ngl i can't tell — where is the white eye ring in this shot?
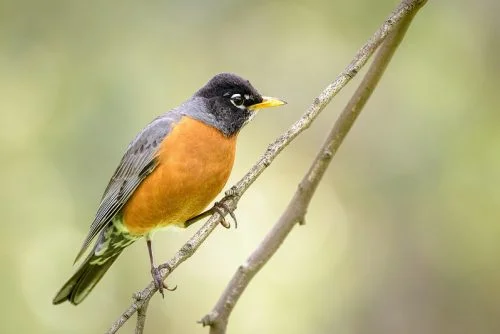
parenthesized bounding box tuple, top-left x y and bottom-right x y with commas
(230, 94, 245, 108)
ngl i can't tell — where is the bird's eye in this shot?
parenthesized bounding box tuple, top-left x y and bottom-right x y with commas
(230, 94, 245, 107)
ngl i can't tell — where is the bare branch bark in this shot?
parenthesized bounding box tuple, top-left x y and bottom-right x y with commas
(200, 1, 427, 333)
(134, 297, 150, 334)
(105, 0, 427, 333)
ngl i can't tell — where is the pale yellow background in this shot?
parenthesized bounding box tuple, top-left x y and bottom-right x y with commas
(1, 0, 499, 333)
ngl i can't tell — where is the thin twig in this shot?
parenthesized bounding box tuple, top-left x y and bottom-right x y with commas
(105, 0, 426, 333)
(135, 297, 150, 334)
(200, 1, 427, 333)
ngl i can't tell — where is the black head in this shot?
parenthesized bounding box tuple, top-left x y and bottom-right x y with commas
(185, 73, 286, 136)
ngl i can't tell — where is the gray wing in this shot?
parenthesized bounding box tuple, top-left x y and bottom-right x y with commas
(74, 111, 182, 263)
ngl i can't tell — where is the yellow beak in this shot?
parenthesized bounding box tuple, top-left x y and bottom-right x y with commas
(248, 96, 287, 111)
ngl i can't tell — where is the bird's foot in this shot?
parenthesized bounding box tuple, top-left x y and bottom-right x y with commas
(212, 201, 238, 229)
(151, 264, 177, 298)
(184, 191, 239, 229)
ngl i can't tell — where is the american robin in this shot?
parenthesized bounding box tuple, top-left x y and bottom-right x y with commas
(52, 73, 286, 305)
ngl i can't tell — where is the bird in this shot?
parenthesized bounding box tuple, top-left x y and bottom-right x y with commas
(52, 73, 286, 305)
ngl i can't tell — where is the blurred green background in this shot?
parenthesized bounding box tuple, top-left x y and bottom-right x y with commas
(2, 0, 499, 333)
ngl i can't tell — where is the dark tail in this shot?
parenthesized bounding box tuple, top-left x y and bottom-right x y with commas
(53, 224, 138, 305)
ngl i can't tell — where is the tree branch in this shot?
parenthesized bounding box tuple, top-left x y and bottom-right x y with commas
(199, 1, 427, 333)
(105, 0, 427, 333)
(134, 295, 150, 334)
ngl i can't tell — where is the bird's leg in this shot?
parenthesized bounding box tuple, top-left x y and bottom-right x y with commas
(146, 236, 177, 298)
(184, 193, 238, 229)
(184, 210, 213, 227)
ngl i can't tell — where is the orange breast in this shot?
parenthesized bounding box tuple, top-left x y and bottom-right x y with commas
(122, 116, 237, 235)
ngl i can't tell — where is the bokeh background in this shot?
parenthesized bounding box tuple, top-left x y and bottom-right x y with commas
(2, 0, 499, 333)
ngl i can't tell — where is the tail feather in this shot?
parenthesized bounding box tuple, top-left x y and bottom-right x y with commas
(52, 252, 120, 305)
(53, 224, 138, 305)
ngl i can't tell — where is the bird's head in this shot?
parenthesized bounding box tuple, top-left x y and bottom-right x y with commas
(188, 73, 286, 136)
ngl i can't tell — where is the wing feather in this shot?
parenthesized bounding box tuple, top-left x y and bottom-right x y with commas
(74, 112, 181, 263)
